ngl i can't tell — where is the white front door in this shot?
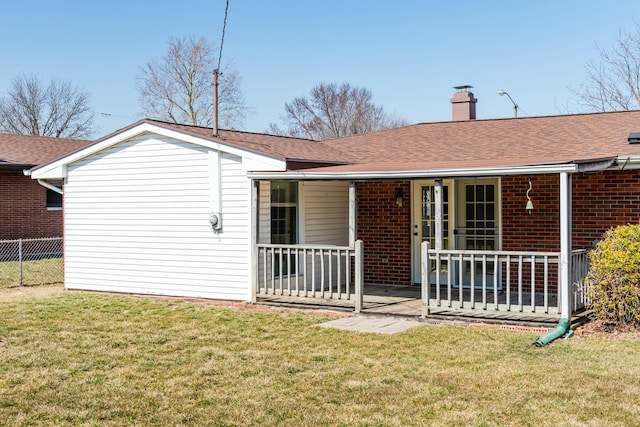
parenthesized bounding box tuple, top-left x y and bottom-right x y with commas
(412, 178, 501, 286)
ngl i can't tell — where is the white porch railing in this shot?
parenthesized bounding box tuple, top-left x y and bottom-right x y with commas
(255, 241, 364, 312)
(571, 249, 591, 312)
(421, 244, 592, 317)
(254, 241, 589, 319)
(422, 245, 562, 316)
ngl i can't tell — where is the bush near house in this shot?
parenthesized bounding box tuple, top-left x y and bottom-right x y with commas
(587, 224, 640, 328)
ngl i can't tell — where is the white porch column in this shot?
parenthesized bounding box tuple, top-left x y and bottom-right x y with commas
(349, 181, 357, 247)
(434, 179, 443, 250)
(355, 239, 364, 313)
(559, 172, 572, 319)
(250, 179, 259, 303)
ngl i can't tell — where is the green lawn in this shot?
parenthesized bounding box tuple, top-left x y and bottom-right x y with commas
(1, 286, 639, 426)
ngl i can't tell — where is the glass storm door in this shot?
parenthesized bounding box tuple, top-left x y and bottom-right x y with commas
(457, 181, 499, 288)
(271, 181, 298, 276)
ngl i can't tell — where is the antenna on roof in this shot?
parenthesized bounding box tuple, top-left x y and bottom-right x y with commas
(213, 69, 220, 137)
(213, 0, 229, 137)
(498, 89, 519, 118)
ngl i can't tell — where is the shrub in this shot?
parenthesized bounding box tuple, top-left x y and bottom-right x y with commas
(586, 224, 640, 327)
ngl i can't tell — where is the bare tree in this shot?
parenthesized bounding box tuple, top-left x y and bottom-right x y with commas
(268, 82, 408, 140)
(574, 23, 640, 111)
(137, 36, 248, 128)
(0, 74, 95, 138)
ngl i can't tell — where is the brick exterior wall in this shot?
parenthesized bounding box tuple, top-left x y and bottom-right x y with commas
(502, 170, 640, 252)
(356, 170, 640, 287)
(502, 174, 560, 252)
(572, 170, 640, 247)
(356, 180, 412, 285)
(0, 171, 62, 240)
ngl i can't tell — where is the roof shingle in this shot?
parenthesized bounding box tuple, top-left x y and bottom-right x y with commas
(0, 133, 91, 167)
(317, 110, 640, 172)
(142, 111, 640, 174)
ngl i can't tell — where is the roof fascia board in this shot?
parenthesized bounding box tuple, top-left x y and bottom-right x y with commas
(31, 122, 285, 179)
(248, 163, 579, 180)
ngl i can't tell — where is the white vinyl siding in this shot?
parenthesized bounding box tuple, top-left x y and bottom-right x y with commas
(302, 181, 349, 246)
(63, 134, 251, 300)
(258, 181, 271, 244)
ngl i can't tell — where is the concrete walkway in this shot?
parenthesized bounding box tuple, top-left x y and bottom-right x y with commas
(318, 315, 423, 334)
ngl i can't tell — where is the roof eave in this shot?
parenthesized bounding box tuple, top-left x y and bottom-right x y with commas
(248, 163, 580, 180)
(0, 163, 34, 171)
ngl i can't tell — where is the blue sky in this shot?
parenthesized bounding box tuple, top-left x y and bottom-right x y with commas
(2, 1, 640, 138)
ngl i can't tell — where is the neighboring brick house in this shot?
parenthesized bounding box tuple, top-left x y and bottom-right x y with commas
(0, 133, 90, 240)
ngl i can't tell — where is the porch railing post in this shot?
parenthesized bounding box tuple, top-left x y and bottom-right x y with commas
(421, 241, 430, 317)
(354, 239, 364, 313)
(349, 181, 357, 248)
(559, 172, 572, 319)
(434, 179, 443, 251)
(250, 180, 258, 303)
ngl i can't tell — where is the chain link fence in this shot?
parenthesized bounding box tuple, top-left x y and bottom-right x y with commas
(0, 237, 63, 288)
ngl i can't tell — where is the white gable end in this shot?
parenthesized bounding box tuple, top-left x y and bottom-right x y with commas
(63, 133, 252, 300)
(31, 122, 286, 180)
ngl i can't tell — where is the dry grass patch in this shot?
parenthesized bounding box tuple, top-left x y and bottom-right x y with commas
(0, 258, 64, 288)
(1, 286, 639, 426)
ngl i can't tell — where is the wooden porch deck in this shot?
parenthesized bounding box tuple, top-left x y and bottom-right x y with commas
(257, 284, 574, 326)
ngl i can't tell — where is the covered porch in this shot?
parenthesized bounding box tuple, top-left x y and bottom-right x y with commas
(242, 105, 640, 326)
(249, 170, 591, 325)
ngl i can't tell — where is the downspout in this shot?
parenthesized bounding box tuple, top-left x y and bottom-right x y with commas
(25, 168, 64, 197)
(533, 318, 570, 347)
(37, 179, 63, 195)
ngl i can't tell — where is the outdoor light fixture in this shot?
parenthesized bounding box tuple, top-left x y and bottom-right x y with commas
(525, 180, 534, 214)
(498, 89, 519, 118)
(395, 188, 404, 207)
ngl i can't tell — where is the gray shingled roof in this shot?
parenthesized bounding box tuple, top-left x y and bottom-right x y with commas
(315, 110, 640, 172)
(28, 111, 640, 176)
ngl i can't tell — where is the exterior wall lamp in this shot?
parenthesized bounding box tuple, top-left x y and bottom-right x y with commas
(526, 179, 534, 214)
(395, 188, 404, 207)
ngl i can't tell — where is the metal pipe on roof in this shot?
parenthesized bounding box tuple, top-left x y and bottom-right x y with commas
(212, 69, 220, 137)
